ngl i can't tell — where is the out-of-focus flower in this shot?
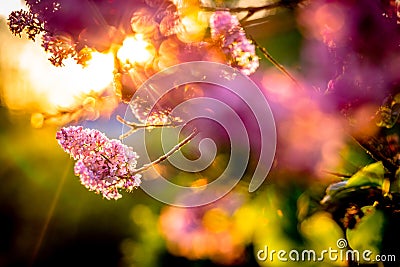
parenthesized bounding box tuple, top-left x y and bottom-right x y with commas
(299, 0, 400, 111)
(210, 11, 259, 75)
(159, 191, 252, 265)
(261, 70, 347, 177)
(397, 0, 400, 24)
(56, 126, 141, 200)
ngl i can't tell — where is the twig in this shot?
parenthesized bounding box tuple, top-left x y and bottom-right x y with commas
(250, 36, 303, 90)
(240, 9, 256, 23)
(132, 129, 199, 175)
(117, 115, 182, 139)
(201, 1, 289, 13)
(323, 171, 352, 179)
(350, 134, 398, 176)
(201, 0, 304, 23)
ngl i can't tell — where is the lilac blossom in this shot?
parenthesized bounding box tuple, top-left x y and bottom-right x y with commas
(7, 9, 44, 40)
(56, 126, 141, 200)
(42, 33, 77, 66)
(210, 11, 259, 76)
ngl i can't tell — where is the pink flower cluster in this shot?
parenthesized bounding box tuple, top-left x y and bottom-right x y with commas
(210, 11, 259, 76)
(56, 126, 141, 200)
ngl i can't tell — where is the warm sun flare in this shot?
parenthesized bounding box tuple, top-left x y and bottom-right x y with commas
(0, 0, 25, 18)
(116, 34, 155, 65)
(1, 33, 115, 111)
(23, 49, 115, 109)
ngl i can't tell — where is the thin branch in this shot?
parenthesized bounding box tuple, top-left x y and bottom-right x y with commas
(201, 1, 285, 13)
(201, 0, 304, 23)
(117, 115, 182, 139)
(250, 36, 303, 90)
(350, 134, 398, 176)
(323, 171, 352, 179)
(132, 129, 199, 175)
(240, 10, 256, 23)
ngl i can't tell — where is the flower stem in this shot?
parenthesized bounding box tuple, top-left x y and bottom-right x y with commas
(250, 36, 303, 90)
(132, 129, 199, 175)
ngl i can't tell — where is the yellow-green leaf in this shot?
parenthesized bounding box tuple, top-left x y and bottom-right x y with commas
(346, 206, 386, 264)
(345, 161, 385, 189)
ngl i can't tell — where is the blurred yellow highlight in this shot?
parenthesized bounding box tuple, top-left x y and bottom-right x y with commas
(177, 13, 208, 43)
(0, 0, 26, 18)
(202, 208, 230, 233)
(23, 51, 114, 108)
(191, 178, 208, 188)
(117, 34, 155, 66)
(159, 192, 251, 265)
(0, 26, 114, 113)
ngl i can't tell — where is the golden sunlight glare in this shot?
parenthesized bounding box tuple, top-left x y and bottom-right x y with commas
(117, 34, 155, 65)
(22, 50, 115, 108)
(1, 30, 114, 111)
(178, 15, 207, 42)
(0, 0, 25, 18)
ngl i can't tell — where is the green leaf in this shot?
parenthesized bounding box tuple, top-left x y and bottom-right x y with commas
(346, 206, 386, 263)
(345, 161, 385, 189)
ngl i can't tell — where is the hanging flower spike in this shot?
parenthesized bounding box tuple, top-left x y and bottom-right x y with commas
(56, 126, 141, 200)
(210, 11, 259, 76)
